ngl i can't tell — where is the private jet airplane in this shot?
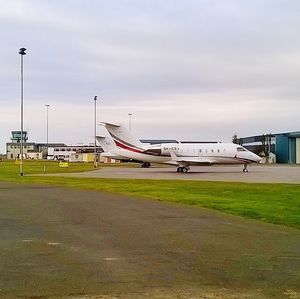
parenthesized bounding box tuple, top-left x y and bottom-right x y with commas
(102, 122, 261, 173)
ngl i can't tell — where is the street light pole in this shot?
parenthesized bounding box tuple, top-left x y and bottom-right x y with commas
(94, 96, 98, 167)
(45, 104, 50, 159)
(128, 113, 132, 132)
(19, 47, 26, 176)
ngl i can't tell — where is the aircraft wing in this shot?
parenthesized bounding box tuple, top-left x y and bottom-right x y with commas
(168, 150, 214, 165)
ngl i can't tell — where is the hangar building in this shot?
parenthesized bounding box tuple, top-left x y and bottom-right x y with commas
(237, 131, 300, 164)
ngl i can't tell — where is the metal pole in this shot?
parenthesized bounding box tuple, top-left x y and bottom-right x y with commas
(128, 113, 132, 132)
(94, 96, 97, 167)
(45, 104, 50, 159)
(19, 48, 26, 176)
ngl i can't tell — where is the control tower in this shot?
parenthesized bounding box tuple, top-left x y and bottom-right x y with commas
(10, 131, 28, 143)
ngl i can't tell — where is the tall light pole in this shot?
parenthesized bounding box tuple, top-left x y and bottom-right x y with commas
(94, 96, 98, 167)
(128, 113, 132, 132)
(19, 47, 26, 176)
(45, 104, 50, 159)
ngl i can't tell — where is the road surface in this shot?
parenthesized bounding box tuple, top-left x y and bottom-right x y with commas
(0, 182, 299, 298)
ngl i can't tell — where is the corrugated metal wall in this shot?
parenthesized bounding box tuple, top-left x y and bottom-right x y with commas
(276, 136, 289, 163)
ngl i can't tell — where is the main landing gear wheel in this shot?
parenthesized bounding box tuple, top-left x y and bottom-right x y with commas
(141, 162, 151, 168)
(177, 166, 189, 173)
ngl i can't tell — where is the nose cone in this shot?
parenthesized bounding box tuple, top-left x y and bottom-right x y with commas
(237, 150, 262, 163)
(252, 153, 262, 163)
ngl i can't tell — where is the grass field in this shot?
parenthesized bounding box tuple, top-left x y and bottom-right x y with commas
(1, 160, 300, 229)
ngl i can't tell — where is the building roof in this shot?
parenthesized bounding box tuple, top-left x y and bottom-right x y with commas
(237, 131, 300, 144)
(6, 142, 36, 145)
(37, 143, 66, 147)
(140, 139, 178, 144)
(276, 131, 300, 138)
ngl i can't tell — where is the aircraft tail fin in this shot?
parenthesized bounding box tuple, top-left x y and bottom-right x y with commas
(103, 122, 144, 150)
(96, 134, 117, 152)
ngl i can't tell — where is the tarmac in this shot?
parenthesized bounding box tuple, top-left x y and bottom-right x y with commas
(0, 182, 300, 298)
(58, 164, 300, 184)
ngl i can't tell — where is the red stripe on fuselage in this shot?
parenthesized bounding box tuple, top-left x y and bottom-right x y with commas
(114, 140, 145, 154)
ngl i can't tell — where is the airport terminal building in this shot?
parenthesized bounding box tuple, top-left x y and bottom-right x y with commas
(6, 131, 102, 162)
(6, 131, 65, 160)
(237, 131, 300, 164)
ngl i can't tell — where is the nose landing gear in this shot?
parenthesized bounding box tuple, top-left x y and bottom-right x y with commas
(243, 164, 249, 172)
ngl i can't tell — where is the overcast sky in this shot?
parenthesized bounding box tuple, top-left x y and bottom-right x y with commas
(1, 0, 300, 153)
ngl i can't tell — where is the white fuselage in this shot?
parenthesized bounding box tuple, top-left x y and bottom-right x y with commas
(110, 142, 261, 166)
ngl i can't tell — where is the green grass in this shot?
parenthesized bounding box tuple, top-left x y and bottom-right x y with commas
(1, 160, 300, 229)
(0, 159, 96, 179)
(0, 159, 138, 179)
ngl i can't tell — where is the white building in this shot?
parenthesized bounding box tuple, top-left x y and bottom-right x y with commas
(48, 145, 102, 162)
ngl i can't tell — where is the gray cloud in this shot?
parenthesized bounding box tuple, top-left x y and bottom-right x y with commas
(1, 0, 300, 152)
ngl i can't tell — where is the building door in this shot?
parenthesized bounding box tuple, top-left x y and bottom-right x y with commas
(296, 138, 300, 164)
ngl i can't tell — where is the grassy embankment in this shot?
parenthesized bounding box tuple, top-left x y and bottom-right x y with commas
(1, 160, 300, 228)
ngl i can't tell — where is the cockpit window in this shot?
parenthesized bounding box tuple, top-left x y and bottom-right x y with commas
(237, 147, 246, 151)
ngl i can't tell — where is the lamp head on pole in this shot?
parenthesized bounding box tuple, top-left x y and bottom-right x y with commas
(19, 48, 27, 55)
(94, 96, 97, 101)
